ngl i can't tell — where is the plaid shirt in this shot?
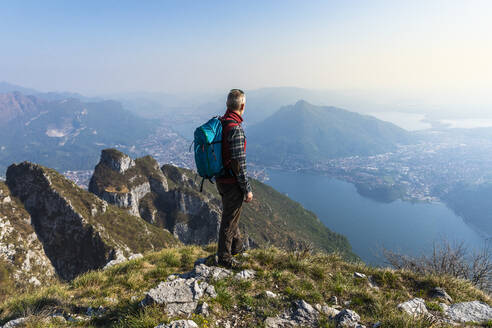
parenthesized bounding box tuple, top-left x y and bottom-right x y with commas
(226, 125, 252, 194)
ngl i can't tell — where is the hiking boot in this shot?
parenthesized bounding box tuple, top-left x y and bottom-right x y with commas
(232, 247, 245, 257)
(203, 254, 218, 266)
(217, 257, 241, 269)
(232, 241, 249, 256)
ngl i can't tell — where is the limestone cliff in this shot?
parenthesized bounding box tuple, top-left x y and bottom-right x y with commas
(0, 182, 55, 298)
(89, 149, 221, 245)
(6, 162, 179, 280)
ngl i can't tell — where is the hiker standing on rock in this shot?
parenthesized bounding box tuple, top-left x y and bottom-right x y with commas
(216, 89, 253, 268)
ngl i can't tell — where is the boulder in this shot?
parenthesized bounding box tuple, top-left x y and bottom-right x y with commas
(293, 300, 318, 323)
(142, 277, 217, 316)
(397, 298, 428, 317)
(445, 301, 492, 323)
(265, 291, 277, 298)
(265, 299, 319, 327)
(334, 309, 361, 327)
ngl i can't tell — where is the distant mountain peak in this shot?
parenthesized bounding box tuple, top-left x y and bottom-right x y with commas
(294, 99, 310, 106)
(248, 101, 413, 164)
(0, 81, 38, 95)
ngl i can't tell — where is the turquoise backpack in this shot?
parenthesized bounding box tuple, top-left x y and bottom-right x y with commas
(193, 117, 225, 191)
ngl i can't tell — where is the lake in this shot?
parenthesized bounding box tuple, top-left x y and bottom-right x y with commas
(265, 169, 487, 265)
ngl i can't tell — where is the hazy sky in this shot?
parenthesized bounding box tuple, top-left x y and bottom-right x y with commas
(1, 0, 491, 114)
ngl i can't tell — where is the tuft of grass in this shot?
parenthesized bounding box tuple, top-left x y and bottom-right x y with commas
(425, 301, 443, 313)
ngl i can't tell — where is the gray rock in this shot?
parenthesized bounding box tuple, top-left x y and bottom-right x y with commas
(293, 299, 318, 322)
(2, 317, 28, 328)
(372, 322, 381, 328)
(314, 303, 340, 318)
(397, 298, 428, 317)
(235, 269, 256, 280)
(445, 301, 492, 323)
(264, 317, 298, 328)
(182, 263, 232, 281)
(265, 291, 277, 298)
(439, 303, 449, 312)
(429, 287, 452, 303)
(155, 320, 199, 328)
(335, 309, 361, 328)
(142, 277, 216, 316)
(196, 301, 210, 316)
(265, 300, 319, 327)
(103, 251, 128, 269)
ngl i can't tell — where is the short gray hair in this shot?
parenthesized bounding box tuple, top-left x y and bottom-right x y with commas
(226, 89, 246, 110)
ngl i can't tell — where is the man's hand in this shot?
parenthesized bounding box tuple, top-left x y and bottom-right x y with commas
(245, 192, 253, 203)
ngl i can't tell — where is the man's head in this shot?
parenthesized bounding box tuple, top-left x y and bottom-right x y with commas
(226, 89, 246, 116)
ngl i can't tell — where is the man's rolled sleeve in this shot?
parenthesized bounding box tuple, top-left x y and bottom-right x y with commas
(228, 127, 252, 194)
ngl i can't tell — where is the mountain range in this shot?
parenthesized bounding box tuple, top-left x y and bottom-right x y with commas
(0, 92, 156, 173)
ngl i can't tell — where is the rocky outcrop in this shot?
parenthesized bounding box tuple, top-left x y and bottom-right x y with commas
(142, 277, 217, 316)
(89, 149, 155, 216)
(265, 300, 321, 327)
(89, 149, 221, 245)
(6, 161, 179, 280)
(397, 298, 428, 317)
(444, 301, 492, 323)
(99, 148, 135, 174)
(0, 182, 55, 292)
(334, 309, 364, 328)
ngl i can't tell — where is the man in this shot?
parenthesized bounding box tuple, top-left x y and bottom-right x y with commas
(216, 89, 253, 268)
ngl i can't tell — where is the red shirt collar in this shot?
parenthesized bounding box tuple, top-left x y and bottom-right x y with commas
(224, 109, 243, 123)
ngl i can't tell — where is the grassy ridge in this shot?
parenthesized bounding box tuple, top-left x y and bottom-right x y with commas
(0, 245, 490, 327)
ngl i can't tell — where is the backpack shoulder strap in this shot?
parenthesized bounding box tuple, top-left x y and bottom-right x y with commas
(221, 119, 240, 135)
